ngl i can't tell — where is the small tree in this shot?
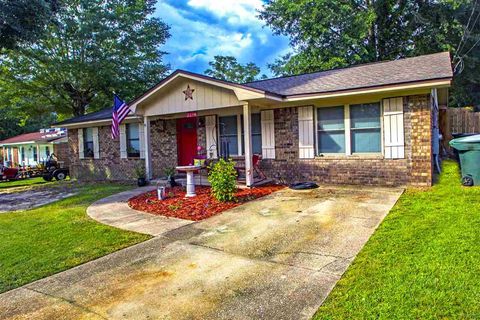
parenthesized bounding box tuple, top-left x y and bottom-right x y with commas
(208, 158, 237, 202)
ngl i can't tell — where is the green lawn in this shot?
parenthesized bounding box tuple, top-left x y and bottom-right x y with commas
(314, 160, 480, 319)
(0, 177, 48, 189)
(0, 183, 151, 293)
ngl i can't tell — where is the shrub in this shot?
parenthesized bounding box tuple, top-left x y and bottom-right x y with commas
(134, 164, 146, 179)
(208, 158, 237, 202)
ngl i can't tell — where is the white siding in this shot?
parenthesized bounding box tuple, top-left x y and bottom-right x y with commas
(261, 110, 275, 159)
(119, 124, 127, 159)
(383, 97, 405, 159)
(92, 127, 100, 159)
(78, 130, 84, 159)
(205, 115, 217, 158)
(298, 106, 315, 159)
(139, 123, 145, 159)
(143, 79, 242, 116)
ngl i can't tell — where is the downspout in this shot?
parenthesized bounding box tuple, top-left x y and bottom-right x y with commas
(431, 89, 441, 174)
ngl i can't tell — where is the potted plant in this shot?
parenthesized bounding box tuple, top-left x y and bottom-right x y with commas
(164, 167, 177, 187)
(134, 164, 147, 187)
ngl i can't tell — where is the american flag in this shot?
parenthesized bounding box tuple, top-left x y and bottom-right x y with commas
(111, 95, 131, 139)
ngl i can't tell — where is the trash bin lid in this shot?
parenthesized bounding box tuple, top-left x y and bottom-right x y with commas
(450, 134, 480, 150)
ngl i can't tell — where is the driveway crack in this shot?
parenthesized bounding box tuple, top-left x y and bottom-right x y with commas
(25, 287, 109, 319)
(184, 241, 337, 274)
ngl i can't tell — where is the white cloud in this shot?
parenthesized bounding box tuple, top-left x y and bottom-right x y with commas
(155, 0, 290, 76)
(187, 0, 264, 27)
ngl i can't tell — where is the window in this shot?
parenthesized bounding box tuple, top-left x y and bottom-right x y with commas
(219, 115, 238, 156)
(350, 103, 381, 153)
(220, 114, 263, 157)
(45, 146, 50, 157)
(83, 128, 94, 158)
(21, 147, 25, 162)
(126, 124, 140, 157)
(33, 146, 37, 161)
(241, 113, 262, 155)
(317, 106, 345, 153)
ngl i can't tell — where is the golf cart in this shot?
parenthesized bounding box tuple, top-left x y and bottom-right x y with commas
(0, 165, 21, 181)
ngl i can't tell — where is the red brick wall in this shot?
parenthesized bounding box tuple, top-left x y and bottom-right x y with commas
(67, 95, 433, 186)
(68, 126, 144, 181)
(150, 119, 178, 178)
(53, 142, 70, 167)
(260, 94, 433, 187)
(68, 120, 179, 181)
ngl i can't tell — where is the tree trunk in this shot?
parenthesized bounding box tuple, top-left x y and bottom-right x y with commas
(63, 82, 92, 116)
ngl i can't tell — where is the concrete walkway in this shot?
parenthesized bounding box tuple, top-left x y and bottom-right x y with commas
(0, 185, 404, 320)
(87, 185, 193, 236)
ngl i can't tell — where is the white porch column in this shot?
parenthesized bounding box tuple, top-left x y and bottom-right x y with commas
(243, 102, 254, 187)
(144, 116, 152, 180)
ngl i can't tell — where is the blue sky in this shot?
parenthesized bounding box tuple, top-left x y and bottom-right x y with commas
(155, 0, 291, 77)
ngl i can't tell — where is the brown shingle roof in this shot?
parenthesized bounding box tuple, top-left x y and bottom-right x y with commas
(0, 132, 47, 145)
(244, 52, 453, 96)
(0, 131, 66, 145)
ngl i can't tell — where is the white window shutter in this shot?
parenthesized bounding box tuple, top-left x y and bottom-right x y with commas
(261, 110, 275, 159)
(78, 129, 84, 159)
(139, 123, 145, 159)
(205, 115, 217, 158)
(92, 127, 100, 159)
(120, 124, 127, 159)
(383, 97, 405, 159)
(298, 106, 315, 158)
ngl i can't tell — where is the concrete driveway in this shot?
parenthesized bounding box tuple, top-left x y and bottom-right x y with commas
(0, 185, 403, 320)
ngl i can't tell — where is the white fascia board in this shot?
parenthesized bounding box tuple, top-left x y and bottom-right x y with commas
(283, 80, 452, 102)
(58, 116, 142, 129)
(0, 141, 41, 146)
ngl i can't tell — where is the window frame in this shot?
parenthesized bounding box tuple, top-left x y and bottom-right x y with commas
(126, 123, 141, 158)
(349, 102, 382, 154)
(316, 106, 347, 155)
(218, 115, 240, 156)
(20, 146, 25, 162)
(218, 113, 262, 157)
(33, 146, 38, 162)
(83, 128, 94, 158)
(315, 102, 383, 157)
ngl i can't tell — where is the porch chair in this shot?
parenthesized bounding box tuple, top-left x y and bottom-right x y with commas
(235, 154, 266, 183)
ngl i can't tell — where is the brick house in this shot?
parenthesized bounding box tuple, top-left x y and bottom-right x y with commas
(57, 52, 453, 187)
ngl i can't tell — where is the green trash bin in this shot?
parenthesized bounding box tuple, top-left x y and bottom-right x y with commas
(449, 134, 480, 186)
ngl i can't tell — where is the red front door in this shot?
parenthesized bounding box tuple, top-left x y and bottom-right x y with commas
(176, 117, 198, 166)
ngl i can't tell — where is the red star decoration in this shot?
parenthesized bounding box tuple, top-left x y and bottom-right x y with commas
(183, 85, 195, 101)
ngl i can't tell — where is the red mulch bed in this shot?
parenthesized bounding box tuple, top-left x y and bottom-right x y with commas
(128, 185, 284, 221)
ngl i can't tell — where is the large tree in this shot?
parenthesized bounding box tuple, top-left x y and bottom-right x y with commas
(259, 0, 480, 106)
(0, 0, 170, 118)
(0, 0, 60, 49)
(205, 55, 266, 83)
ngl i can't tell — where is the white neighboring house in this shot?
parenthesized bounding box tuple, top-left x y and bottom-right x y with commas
(0, 128, 67, 167)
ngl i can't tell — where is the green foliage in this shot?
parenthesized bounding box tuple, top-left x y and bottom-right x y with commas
(0, 0, 170, 118)
(134, 164, 146, 179)
(314, 160, 480, 319)
(0, 183, 149, 293)
(205, 55, 267, 83)
(164, 167, 176, 178)
(0, 0, 59, 49)
(259, 0, 480, 107)
(208, 158, 238, 202)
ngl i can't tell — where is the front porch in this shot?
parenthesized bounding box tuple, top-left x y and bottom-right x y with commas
(143, 103, 263, 187)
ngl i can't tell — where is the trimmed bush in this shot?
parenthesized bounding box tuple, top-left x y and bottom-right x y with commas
(208, 158, 237, 202)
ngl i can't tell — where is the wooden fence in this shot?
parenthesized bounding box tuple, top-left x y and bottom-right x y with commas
(447, 107, 480, 134)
